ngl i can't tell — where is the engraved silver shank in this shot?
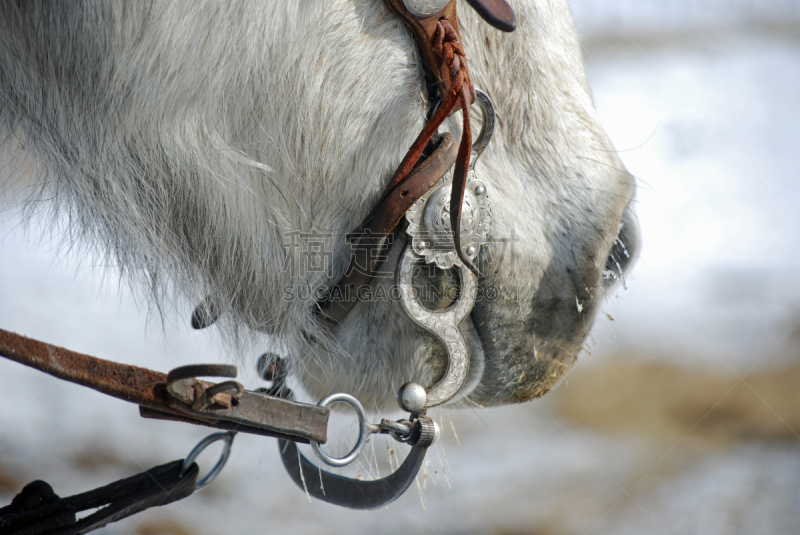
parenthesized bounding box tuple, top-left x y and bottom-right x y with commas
(397, 245, 478, 407)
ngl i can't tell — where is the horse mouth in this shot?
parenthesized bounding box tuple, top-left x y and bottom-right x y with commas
(459, 201, 641, 407)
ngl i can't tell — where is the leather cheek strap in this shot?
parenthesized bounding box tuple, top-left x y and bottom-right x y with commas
(385, 0, 516, 98)
(317, 134, 458, 325)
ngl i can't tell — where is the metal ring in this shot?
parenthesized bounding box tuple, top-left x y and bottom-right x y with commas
(202, 380, 244, 399)
(181, 431, 236, 490)
(310, 393, 368, 468)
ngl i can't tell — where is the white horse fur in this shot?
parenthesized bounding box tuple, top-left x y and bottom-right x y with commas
(0, 0, 639, 411)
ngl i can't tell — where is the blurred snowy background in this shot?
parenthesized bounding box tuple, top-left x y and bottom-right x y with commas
(2, 1, 800, 533)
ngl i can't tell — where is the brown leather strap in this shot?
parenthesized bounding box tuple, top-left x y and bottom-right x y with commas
(385, 0, 516, 95)
(317, 0, 517, 324)
(318, 134, 458, 324)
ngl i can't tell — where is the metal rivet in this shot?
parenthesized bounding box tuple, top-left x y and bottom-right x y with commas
(475, 185, 486, 196)
(398, 382, 427, 412)
(466, 245, 477, 256)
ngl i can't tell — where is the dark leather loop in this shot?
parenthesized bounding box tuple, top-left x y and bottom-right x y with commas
(464, 0, 517, 32)
(0, 461, 198, 534)
(279, 439, 429, 510)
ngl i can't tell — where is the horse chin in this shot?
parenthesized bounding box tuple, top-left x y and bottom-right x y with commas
(297, 196, 641, 412)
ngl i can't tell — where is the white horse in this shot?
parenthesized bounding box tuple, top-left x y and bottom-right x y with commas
(0, 0, 638, 411)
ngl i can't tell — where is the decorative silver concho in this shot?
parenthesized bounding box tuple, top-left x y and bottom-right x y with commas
(405, 169, 492, 269)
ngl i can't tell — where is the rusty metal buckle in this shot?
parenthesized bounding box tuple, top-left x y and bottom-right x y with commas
(143, 363, 330, 444)
(166, 364, 244, 410)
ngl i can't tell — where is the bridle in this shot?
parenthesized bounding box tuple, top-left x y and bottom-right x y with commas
(0, 0, 516, 526)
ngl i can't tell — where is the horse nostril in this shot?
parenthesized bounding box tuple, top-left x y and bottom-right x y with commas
(603, 206, 640, 290)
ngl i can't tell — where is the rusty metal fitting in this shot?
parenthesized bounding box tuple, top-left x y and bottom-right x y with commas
(166, 364, 244, 410)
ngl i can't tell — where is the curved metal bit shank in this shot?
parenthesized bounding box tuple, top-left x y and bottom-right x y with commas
(397, 244, 478, 407)
(278, 440, 428, 510)
(471, 88, 495, 167)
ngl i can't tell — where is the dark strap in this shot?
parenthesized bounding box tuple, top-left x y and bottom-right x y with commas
(464, 0, 516, 32)
(0, 461, 198, 535)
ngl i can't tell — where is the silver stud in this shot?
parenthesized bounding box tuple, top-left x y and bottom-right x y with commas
(398, 382, 427, 412)
(417, 240, 426, 250)
(466, 245, 477, 257)
(402, 0, 451, 18)
(475, 185, 486, 196)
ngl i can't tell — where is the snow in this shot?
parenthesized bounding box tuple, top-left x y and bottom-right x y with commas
(589, 25, 800, 371)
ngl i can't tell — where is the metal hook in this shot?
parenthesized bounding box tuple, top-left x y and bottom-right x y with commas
(278, 387, 438, 510)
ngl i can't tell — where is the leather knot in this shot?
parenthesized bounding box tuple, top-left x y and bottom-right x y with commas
(432, 19, 475, 105)
(387, 16, 478, 275)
